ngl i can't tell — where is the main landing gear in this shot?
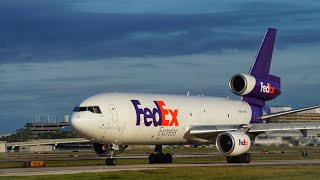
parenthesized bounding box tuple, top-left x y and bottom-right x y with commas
(149, 145, 173, 164)
(227, 153, 251, 163)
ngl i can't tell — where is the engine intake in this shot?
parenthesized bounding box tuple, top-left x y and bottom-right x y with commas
(229, 73, 281, 103)
(229, 74, 256, 96)
(216, 131, 251, 156)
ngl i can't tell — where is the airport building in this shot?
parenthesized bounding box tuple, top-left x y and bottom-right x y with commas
(19, 145, 54, 152)
(16, 115, 70, 134)
(0, 141, 6, 153)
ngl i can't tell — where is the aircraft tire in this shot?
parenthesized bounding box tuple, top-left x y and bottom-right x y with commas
(149, 153, 156, 164)
(165, 153, 173, 163)
(243, 153, 251, 163)
(106, 158, 117, 166)
(111, 158, 117, 166)
(227, 153, 251, 163)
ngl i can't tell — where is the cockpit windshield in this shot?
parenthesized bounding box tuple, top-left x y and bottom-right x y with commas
(73, 106, 102, 114)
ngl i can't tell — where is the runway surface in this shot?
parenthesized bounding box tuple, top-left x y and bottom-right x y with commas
(0, 153, 217, 162)
(1, 159, 320, 176)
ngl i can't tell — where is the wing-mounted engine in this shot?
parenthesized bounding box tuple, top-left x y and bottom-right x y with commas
(216, 131, 251, 156)
(229, 74, 281, 102)
(92, 142, 128, 157)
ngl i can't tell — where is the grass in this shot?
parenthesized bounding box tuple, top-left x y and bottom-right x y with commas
(0, 146, 319, 179)
(1, 165, 320, 180)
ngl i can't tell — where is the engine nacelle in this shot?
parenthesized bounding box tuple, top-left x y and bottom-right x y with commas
(229, 74, 281, 101)
(229, 74, 256, 96)
(92, 142, 127, 157)
(216, 131, 251, 156)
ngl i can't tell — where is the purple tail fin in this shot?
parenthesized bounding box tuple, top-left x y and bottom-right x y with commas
(242, 28, 281, 123)
(249, 28, 277, 78)
(248, 28, 281, 96)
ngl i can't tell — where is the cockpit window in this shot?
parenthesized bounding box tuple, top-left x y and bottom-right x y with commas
(73, 106, 102, 114)
(73, 107, 79, 112)
(94, 106, 102, 114)
(78, 107, 87, 112)
(88, 107, 94, 113)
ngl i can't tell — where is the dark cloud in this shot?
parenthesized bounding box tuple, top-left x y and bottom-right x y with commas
(0, 1, 320, 133)
(0, 1, 319, 64)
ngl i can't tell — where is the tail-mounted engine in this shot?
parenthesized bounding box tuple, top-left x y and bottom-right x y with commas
(229, 74, 281, 102)
(216, 131, 251, 156)
(93, 142, 127, 157)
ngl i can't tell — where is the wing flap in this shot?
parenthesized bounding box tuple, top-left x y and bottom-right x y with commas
(189, 125, 241, 135)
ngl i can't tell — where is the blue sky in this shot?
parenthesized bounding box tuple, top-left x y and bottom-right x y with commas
(0, 0, 320, 133)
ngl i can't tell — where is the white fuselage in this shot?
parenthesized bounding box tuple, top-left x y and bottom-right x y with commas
(70, 93, 252, 145)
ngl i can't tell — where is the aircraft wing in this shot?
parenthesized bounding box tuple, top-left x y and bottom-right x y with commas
(189, 122, 320, 141)
(189, 105, 320, 139)
(188, 125, 243, 141)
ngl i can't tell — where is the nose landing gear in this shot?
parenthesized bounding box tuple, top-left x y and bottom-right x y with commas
(105, 144, 117, 166)
(106, 157, 117, 166)
(148, 145, 173, 164)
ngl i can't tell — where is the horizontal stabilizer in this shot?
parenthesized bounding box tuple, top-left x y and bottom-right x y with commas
(260, 105, 320, 120)
(247, 122, 320, 133)
(189, 122, 320, 140)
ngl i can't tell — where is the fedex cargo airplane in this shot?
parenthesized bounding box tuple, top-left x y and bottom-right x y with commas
(70, 28, 320, 166)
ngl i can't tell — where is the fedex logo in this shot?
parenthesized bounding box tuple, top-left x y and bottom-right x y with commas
(131, 100, 179, 127)
(239, 139, 249, 146)
(260, 82, 275, 94)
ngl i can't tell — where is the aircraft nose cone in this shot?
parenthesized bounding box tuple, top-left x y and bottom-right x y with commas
(70, 112, 97, 140)
(70, 113, 85, 133)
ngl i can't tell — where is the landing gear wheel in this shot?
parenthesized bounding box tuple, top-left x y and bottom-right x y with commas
(227, 156, 233, 163)
(157, 153, 165, 163)
(106, 158, 117, 166)
(149, 145, 173, 164)
(149, 153, 156, 164)
(227, 153, 251, 163)
(165, 153, 172, 163)
(243, 153, 251, 163)
(149, 153, 172, 164)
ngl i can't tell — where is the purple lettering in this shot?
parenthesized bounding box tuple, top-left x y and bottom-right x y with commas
(131, 100, 144, 126)
(131, 99, 178, 127)
(144, 108, 153, 127)
(153, 101, 162, 127)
